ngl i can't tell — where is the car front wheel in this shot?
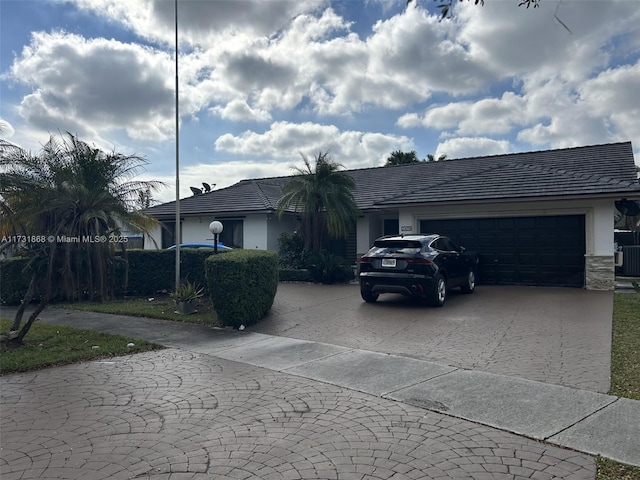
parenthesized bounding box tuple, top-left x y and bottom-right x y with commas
(361, 289, 379, 303)
(429, 275, 446, 307)
(460, 269, 475, 294)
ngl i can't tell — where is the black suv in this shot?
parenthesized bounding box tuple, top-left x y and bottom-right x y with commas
(359, 234, 479, 306)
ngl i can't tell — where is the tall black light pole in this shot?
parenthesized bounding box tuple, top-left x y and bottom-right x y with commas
(174, 0, 181, 290)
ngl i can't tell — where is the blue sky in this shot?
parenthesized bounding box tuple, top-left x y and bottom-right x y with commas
(1, 0, 639, 203)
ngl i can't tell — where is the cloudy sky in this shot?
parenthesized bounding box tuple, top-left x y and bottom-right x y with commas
(1, 0, 639, 203)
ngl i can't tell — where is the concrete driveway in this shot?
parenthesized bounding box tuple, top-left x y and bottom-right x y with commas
(256, 283, 613, 393)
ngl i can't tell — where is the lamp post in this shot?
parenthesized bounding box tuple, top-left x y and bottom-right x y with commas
(209, 221, 223, 254)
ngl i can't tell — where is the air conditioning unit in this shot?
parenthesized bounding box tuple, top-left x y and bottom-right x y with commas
(614, 251, 624, 267)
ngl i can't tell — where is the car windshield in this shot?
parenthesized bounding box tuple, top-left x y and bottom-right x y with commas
(372, 240, 422, 254)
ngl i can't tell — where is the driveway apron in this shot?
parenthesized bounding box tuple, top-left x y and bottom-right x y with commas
(259, 283, 613, 393)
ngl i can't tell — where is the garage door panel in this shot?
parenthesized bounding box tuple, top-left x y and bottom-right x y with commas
(538, 235, 558, 248)
(420, 215, 585, 287)
(498, 218, 517, 229)
(519, 270, 538, 284)
(518, 253, 537, 264)
(517, 236, 537, 247)
(562, 252, 584, 264)
(538, 253, 560, 266)
(517, 217, 537, 229)
(498, 235, 516, 247)
(477, 236, 495, 248)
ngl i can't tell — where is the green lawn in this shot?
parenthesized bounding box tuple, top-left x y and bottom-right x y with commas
(609, 293, 640, 400)
(56, 294, 219, 326)
(0, 319, 162, 374)
(595, 292, 640, 479)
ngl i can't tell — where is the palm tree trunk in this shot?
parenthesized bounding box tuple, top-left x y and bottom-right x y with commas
(10, 275, 37, 331)
(12, 247, 56, 344)
(13, 298, 48, 344)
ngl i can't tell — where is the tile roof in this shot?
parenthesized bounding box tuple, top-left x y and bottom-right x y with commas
(145, 178, 287, 218)
(144, 142, 640, 217)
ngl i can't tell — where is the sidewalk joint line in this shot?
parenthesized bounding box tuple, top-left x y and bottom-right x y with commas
(544, 396, 620, 441)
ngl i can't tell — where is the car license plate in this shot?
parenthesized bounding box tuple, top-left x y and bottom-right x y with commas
(381, 258, 396, 268)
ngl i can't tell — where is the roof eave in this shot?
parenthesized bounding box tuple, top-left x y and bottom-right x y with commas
(373, 190, 640, 209)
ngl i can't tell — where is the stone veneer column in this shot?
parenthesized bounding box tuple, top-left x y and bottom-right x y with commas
(584, 254, 614, 291)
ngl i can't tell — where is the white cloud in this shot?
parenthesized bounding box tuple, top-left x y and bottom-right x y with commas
(3, 0, 639, 190)
(578, 61, 640, 143)
(72, 0, 329, 47)
(210, 100, 272, 123)
(456, 0, 640, 81)
(436, 137, 511, 159)
(146, 160, 295, 204)
(214, 121, 412, 169)
(9, 31, 175, 141)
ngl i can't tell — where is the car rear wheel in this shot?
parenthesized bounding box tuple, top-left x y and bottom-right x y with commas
(361, 289, 379, 303)
(429, 274, 446, 307)
(460, 269, 475, 294)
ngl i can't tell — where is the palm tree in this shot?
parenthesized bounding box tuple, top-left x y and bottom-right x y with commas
(276, 151, 359, 253)
(426, 153, 448, 162)
(385, 150, 420, 166)
(0, 133, 162, 344)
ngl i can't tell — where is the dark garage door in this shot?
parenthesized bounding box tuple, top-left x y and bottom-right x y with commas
(420, 215, 585, 287)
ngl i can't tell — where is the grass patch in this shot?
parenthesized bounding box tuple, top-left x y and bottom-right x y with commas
(0, 318, 162, 375)
(595, 292, 640, 479)
(609, 293, 640, 400)
(597, 457, 640, 480)
(56, 294, 220, 326)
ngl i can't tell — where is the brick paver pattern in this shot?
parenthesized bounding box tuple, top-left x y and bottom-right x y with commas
(258, 284, 612, 392)
(1, 349, 595, 479)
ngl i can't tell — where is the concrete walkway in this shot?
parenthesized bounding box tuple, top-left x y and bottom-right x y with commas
(1, 305, 638, 477)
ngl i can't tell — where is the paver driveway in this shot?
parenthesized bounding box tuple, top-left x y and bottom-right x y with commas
(257, 284, 613, 392)
(1, 349, 596, 479)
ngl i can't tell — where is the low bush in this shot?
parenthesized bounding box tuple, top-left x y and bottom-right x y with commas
(278, 268, 313, 282)
(306, 250, 355, 284)
(0, 257, 31, 305)
(206, 250, 278, 328)
(277, 232, 309, 269)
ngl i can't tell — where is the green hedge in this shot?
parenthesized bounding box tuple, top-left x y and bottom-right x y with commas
(206, 249, 278, 328)
(278, 268, 313, 282)
(0, 249, 220, 303)
(0, 257, 31, 305)
(123, 248, 219, 295)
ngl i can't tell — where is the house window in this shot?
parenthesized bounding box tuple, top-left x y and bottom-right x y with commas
(384, 219, 399, 235)
(161, 221, 175, 248)
(217, 219, 243, 248)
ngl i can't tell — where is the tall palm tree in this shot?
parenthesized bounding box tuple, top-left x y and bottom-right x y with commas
(385, 150, 420, 166)
(0, 133, 162, 343)
(276, 151, 359, 253)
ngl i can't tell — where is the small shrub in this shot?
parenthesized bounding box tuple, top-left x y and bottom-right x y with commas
(278, 268, 313, 282)
(206, 250, 278, 328)
(171, 280, 204, 302)
(306, 250, 354, 284)
(277, 232, 309, 269)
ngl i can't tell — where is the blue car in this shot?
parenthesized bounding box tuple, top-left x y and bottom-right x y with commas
(167, 242, 233, 251)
